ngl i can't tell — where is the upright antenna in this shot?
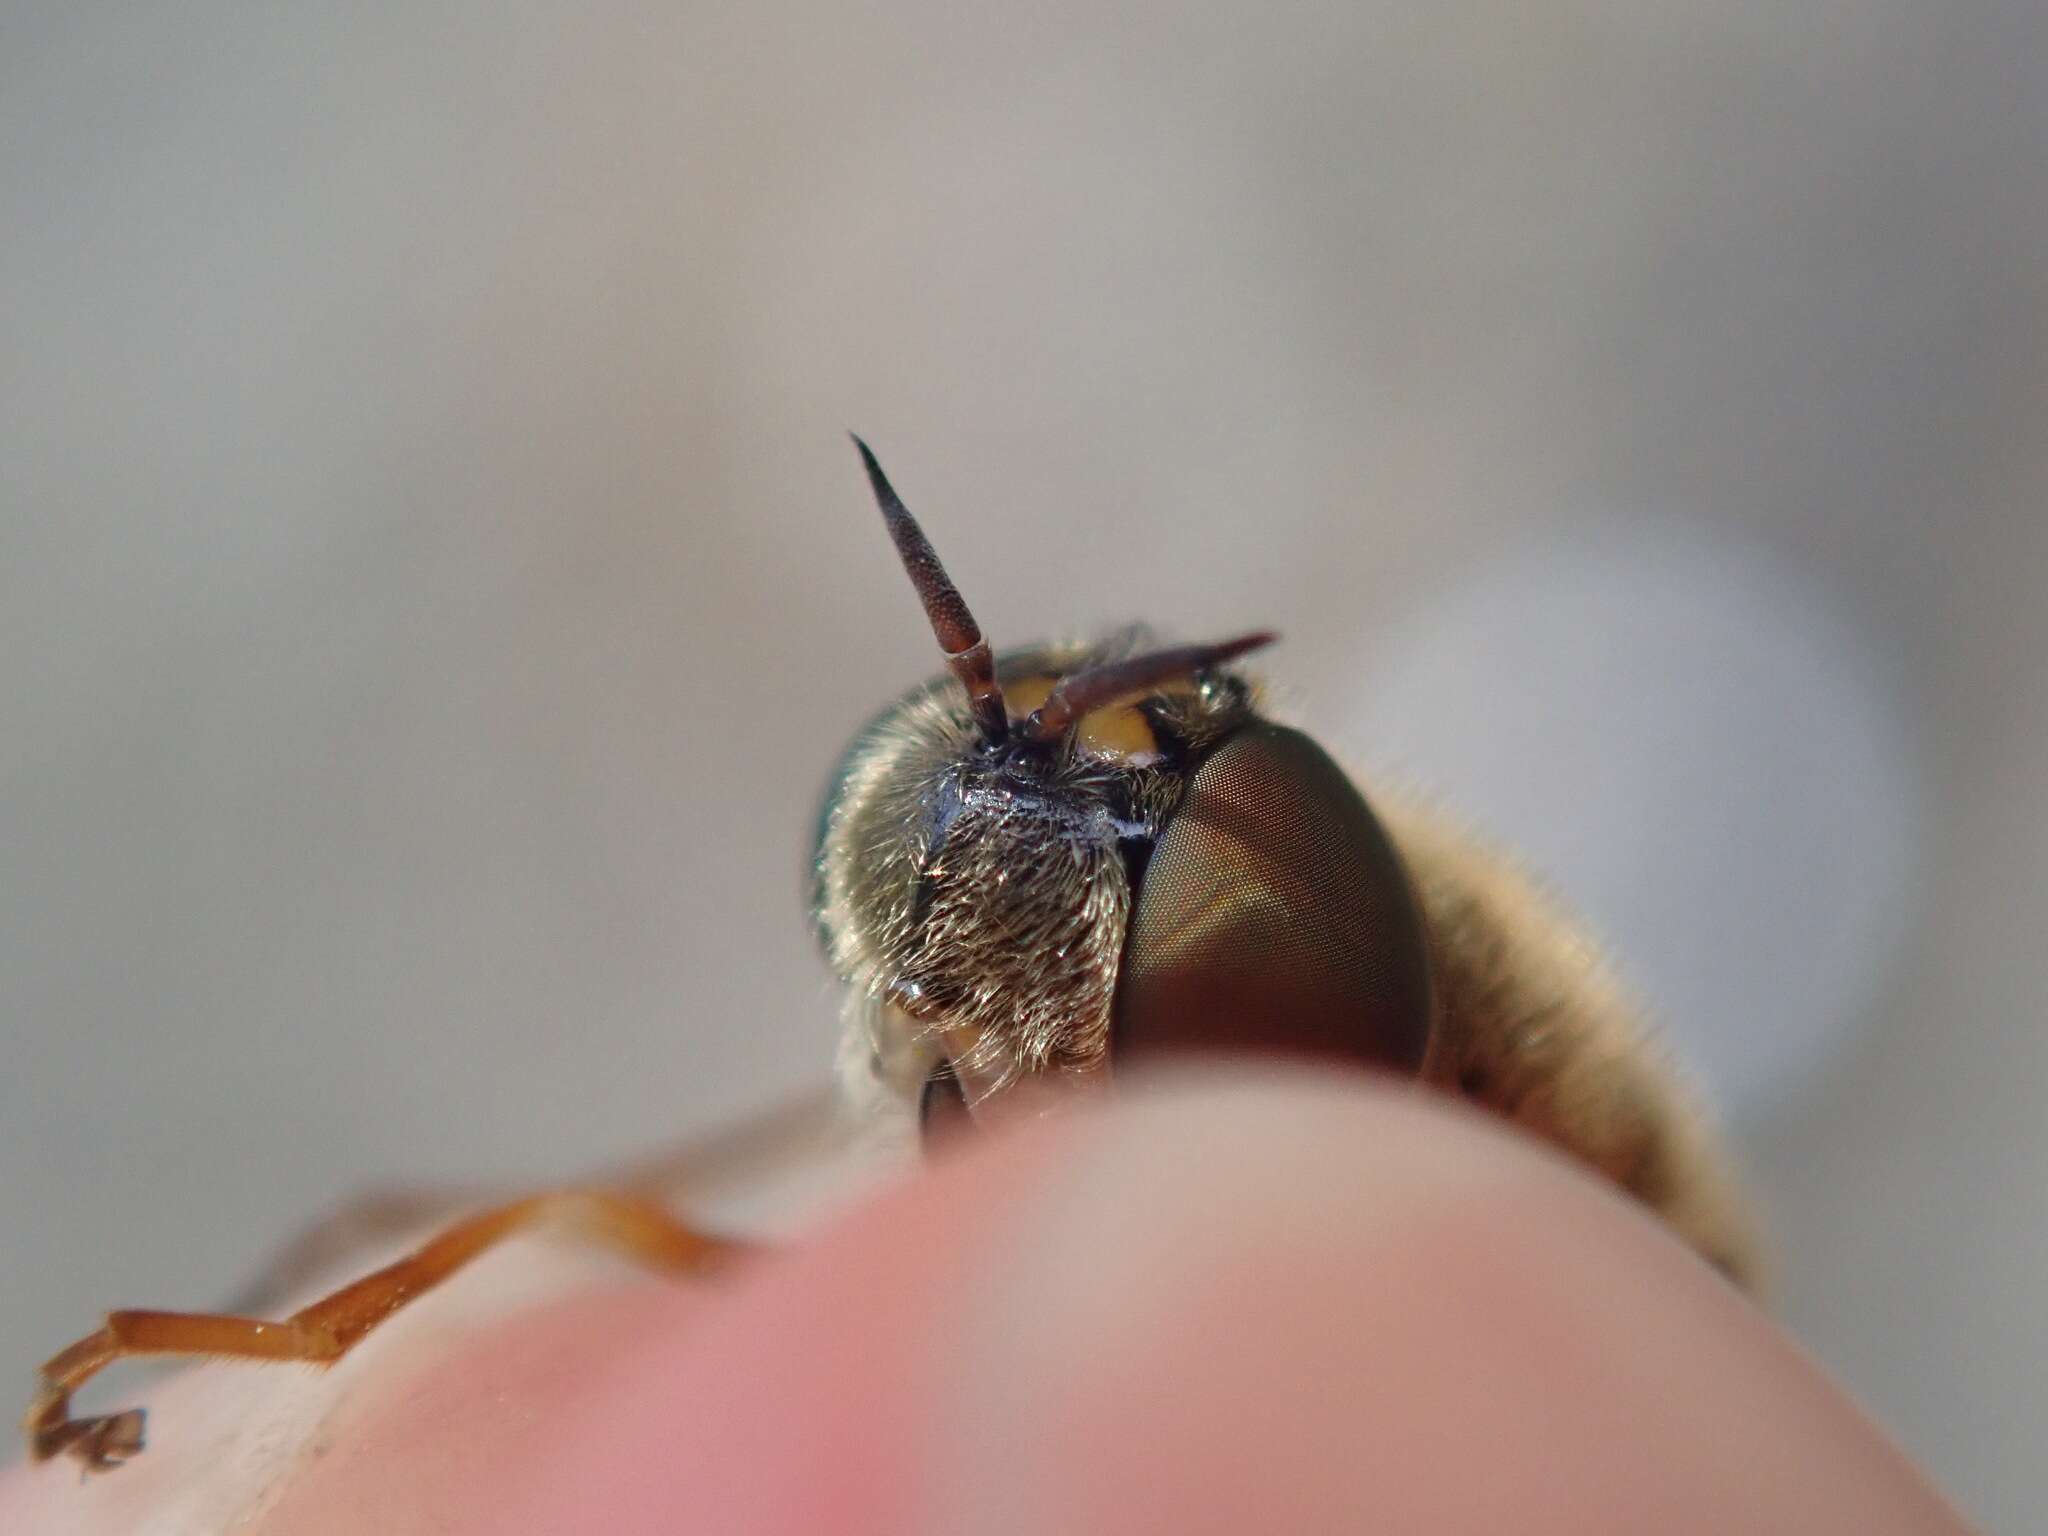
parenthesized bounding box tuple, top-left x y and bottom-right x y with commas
(852, 436, 1010, 745)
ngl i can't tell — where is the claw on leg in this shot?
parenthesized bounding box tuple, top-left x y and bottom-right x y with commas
(27, 1399, 146, 1475)
(24, 1326, 147, 1473)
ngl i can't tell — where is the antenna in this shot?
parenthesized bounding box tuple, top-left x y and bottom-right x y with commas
(1025, 633, 1276, 742)
(852, 436, 1010, 745)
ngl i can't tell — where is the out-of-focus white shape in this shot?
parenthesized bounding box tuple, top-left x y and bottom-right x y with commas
(1350, 524, 1922, 1123)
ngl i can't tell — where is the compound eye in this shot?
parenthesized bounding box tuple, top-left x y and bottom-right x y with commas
(1113, 723, 1436, 1074)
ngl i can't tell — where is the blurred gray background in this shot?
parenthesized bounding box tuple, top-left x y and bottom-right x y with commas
(4, 0, 2043, 1524)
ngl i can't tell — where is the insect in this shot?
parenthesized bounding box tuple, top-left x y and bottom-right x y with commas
(23, 439, 1757, 1475)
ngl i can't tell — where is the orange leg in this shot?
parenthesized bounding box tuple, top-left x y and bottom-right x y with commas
(221, 1185, 493, 1315)
(24, 1189, 748, 1473)
(222, 1087, 839, 1316)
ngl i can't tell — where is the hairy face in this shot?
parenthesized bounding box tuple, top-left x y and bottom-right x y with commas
(814, 635, 1255, 1105)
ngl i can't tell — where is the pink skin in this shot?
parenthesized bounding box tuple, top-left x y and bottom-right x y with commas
(4, 1075, 1974, 1534)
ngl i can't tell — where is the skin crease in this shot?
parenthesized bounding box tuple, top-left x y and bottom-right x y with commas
(2, 1075, 1975, 1535)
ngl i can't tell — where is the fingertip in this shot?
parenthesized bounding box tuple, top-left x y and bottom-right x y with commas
(925, 1076, 1967, 1533)
(514, 1074, 1966, 1535)
(233, 1074, 1967, 1535)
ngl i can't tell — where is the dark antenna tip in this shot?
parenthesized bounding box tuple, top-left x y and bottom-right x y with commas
(849, 431, 884, 484)
(851, 437, 1010, 746)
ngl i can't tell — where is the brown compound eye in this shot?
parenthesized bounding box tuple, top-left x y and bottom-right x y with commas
(1112, 723, 1436, 1075)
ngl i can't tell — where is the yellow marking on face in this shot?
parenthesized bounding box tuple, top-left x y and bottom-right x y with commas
(1003, 674, 1164, 763)
(1005, 676, 1057, 716)
(1076, 703, 1159, 760)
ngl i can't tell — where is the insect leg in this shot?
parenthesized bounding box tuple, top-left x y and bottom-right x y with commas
(220, 1185, 495, 1315)
(25, 1188, 749, 1473)
(224, 1086, 839, 1315)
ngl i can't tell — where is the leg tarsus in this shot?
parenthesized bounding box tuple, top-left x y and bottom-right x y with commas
(26, 1395, 144, 1474)
(24, 1328, 146, 1474)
